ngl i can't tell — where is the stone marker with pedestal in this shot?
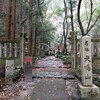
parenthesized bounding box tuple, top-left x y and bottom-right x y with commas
(78, 36, 99, 98)
(0, 40, 21, 85)
(5, 60, 14, 85)
(24, 56, 32, 82)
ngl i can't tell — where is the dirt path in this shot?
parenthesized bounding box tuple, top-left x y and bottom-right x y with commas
(30, 78, 68, 100)
(31, 56, 80, 100)
(0, 56, 80, 100)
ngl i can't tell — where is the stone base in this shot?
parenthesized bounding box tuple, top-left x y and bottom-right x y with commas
(78, 83, 99, 98)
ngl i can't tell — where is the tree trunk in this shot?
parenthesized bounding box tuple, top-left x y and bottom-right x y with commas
(63, 21, 67, 54)
(33, 0, 40, 57)
(28, 0, 33, 56)
(70, 0, 77, 68)
(0, 0, 3, 12)
(11, 0, 16, 40)
(5, 0, 12, 40)
(63, 0, 68, 55)
(33, 28, 37, 57)
(5, 0, 16, 40)
(77, 0, 85, 36)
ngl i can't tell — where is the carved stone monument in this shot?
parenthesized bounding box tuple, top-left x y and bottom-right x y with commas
(5, 60, 14, 85)
(78, 36, 99, 98)
(0, 40, 21, 85)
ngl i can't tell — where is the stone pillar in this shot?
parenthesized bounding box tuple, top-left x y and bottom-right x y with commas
(81, 36, 92, 86)
(6, 43, 9, 57)
(12, 43, 15, 57)
(14, 43, 17, 57)
(17, 43, 20, 57)
(5, 60, 14, 85)
(9, 43, 12, 57)
(4, 43, 7, 58)
(78, 36, 99, 98)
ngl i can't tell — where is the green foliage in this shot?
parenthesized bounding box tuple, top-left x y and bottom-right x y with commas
(93, 69, 100, 87)
(74, 66, 81, 79)
(37, 22, 55, 44)
(93, 69, 100, 74)
(93, 77, 100, 87)
(18, 0, 29, 16)
(0, 59, 5, 66)
(73, 66, 100, 87)
(55, 6, 64, 17)
(13, 67, 23, 81)
(58, 54, 71, 64)
(63, 56, 71, 64)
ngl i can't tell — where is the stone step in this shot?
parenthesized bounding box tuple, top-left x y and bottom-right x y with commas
(32, 71, 75, 79)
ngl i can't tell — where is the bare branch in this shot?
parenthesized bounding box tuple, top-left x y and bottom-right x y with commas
(86, 14, 100, 35)
(86, 0, 93, 34)
(63, 0, 68, 37)
(20, 9, 35, 25)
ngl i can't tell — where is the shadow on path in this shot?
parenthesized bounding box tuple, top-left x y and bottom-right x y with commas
(31, 78, 68, 100)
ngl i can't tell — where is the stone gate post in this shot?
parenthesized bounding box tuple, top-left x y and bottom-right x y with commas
(78, 36, 99, 98)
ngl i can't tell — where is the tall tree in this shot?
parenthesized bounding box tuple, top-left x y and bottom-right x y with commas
(28, 0, 33, 56)
(5, 0, 12, 40)
(32, 0, 39, 57)
(62, 0, 69, 54)
(0, 0, 5, 38)
(5, 0, 16, 40)
(77, 0, 100, 36)
(11, 0, 16, 40)
(69, 0, 77, 68)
